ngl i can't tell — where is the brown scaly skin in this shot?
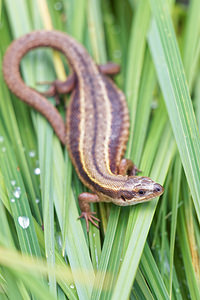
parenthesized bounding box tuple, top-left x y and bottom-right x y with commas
(3, 30, 164, 231)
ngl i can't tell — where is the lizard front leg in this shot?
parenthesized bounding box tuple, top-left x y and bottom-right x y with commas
(118, 158, 141, 176)
(78, 192, 100, 232)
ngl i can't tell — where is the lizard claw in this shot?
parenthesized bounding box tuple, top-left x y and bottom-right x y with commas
(78, 212, 100, 232)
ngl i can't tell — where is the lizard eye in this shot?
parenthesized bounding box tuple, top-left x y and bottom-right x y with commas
(138, 189, 145, 195)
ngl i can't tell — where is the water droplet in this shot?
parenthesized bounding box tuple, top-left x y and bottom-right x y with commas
(0, 136, 4, 143)
(29, 150, 36, 157)
(120, 258, 123, 262)
(34, 168, 41, 175)
(18, 216, 30, 229)
(176, 288, 180, 293)
(54, 1, 62, 10)
(113, 49, 121, 59)
(11, 180, 16, 186)
(93, 233, 96, 237)
(13, 186, 21, 199)
(151, 100, 158, 109)
(35, 198, 40, 204)
(70, 283, 75, 289)
(2, 147, 6, 152)
(10, 198, 15, 203)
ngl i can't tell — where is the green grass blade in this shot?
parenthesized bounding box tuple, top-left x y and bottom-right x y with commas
(140, 244, 169, 299)
(182, 0, 200, 89)
(125, 0, 151, 158)
(169, 156, 182, 297)
(148, 0, 200, 223)
(112, 124, 176, 299)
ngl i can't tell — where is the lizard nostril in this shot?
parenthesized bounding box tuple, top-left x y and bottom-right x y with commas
(154, 184, 163, 193)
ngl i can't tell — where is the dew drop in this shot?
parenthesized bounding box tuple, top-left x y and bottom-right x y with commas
(113, 49, 121, 59)
(2, 147, 6, 152)
(54, 1, 62, 10)
(29, 150, 36, 157)
(151, 100, 158, 109)
(93, 233, 96, 237)
(13, 186, 21, 199)
(18, 216, 30, 229)
(10, 198, 15, 203)
(34, 168, 41, 175)
(0, 136, 4, 143)
(35, 198, 40, 204)
(11, 180, 16, 186)
(70, 283, 75, 289)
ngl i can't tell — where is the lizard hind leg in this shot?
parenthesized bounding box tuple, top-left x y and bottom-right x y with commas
(98, 62, 120, 76)
(37, 73, 76, 104)
(78, 192, 100, 232)
(118, 158, 141, 176)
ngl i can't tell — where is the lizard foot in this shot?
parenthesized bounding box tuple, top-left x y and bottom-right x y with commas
(78, 212, 100, 232)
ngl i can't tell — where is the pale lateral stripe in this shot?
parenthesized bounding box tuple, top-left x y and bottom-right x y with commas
(77, 61, 120, 189)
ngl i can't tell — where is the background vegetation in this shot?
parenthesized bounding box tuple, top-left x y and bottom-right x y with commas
(0, 0, 199, 299)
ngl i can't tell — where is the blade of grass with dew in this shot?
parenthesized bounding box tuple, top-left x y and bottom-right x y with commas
(101, 0, 123, 87)
(130, 48, 157, 165)
(157, 235, 182, 300)
(0, 201, 30, 298)
(148, 0, 200, 223)
(0, 199, 14, 248)
(18, 273, 57, 300)
(111, 123, 176, 299)
(0, 140, 47, 298)
(114, 0, 133, 69)
(180, 178, 200, 299)
(151, 159, 173, 250)
(1, 269, 29, 300)
(35, 222, 78, 299)
(182, 0, 200, 89)
(97, 209, 129, 300)
(87, 0, 107, 64)
(38, 119, 56, 295)
(140, 244, 169, 299)
(90, 206, 121, 299)
(169, 155, 182, 297)
(194, 73, 200, 130)
(160, 176, 168, 280)
(131, 268, 154, 300)
(0, 24, 42, 224)
(125, 0, 151, 158)
(64, 0, 86, 42)
(0, 136, 41, 256)
(0, 245, 77, 299)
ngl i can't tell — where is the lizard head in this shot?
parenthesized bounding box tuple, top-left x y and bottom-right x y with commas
(112, 176, 164, 206)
